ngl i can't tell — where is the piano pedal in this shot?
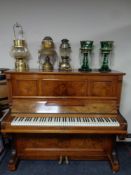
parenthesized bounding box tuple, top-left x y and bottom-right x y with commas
(58, 156, 63, 165)
(64, 156, 69, 164)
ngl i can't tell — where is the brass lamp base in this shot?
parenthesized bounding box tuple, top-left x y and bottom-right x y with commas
(59, 58, 72, 71)
(15, 59, 28, 72)
(42, 56, 53, 71)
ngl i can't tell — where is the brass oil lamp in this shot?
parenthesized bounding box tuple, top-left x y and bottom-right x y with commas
(59, 39, 72, 71)
(10, 23, 30, 71)
(99, 41, 113, 72)
(79, 40, 93, 72)
(38, 36, 57, 71)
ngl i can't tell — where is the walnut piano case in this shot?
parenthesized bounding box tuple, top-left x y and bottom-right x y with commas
(1, 70, 127, 172)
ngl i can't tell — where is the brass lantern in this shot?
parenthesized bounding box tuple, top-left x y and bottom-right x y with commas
(38, 36, 57, 71)
(59, 39, 72, 71)
(10, 23, 30, 71)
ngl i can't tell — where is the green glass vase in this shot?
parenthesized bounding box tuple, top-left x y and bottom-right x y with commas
(99, 53, 111, 72)
(79, 40, 93, 72)
(99, 41, 113, 72)
(79, 53, 91, 71)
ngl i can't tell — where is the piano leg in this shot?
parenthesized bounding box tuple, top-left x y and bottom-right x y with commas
(108, 148, 120, 173)
(8, 149, 19, 171)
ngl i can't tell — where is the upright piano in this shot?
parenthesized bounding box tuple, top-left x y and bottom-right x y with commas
(1, 69, 127, 172)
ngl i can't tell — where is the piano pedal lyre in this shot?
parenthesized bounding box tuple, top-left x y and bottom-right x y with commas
(58, 156, 63, 165)
(64, 156, 69, 164)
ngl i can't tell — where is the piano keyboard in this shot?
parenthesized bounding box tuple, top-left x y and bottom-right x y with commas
(11, 115, 120, 127)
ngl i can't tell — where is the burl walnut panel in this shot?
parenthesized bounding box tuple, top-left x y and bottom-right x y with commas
(41, 79, 87, 96)
(13, 80, 38, 96)
(5, 70, 124, 103)
(89, 76, 117, 97)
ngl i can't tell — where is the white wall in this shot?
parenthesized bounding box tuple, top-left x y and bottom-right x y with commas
(0, 0, 131, 133)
